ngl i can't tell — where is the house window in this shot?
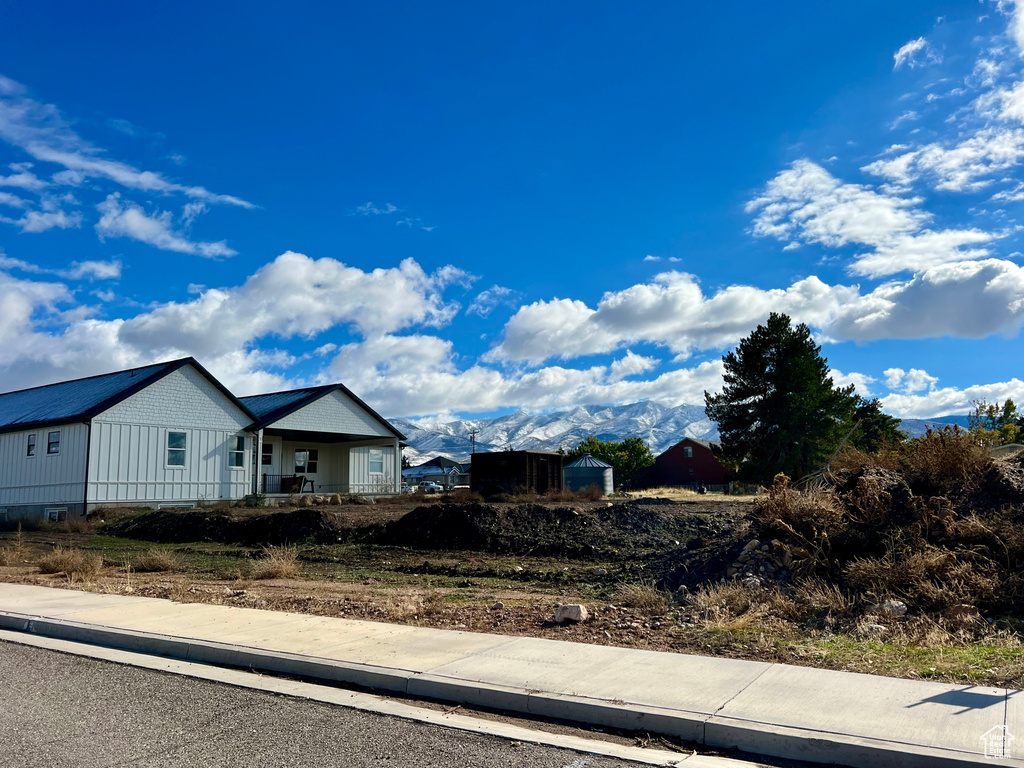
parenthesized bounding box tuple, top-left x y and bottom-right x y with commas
(369, 448, 384, 474)
(167, 431, 187, 467)
(261, 442, 273, 466)
(0, 509, 7, 523)
(295, 448, 318, 474)
(45, 507, 67, 522)
(688, 467, 695, 474)
(229, 436, 245, 468)
(683, 446, 693, 458)
(26, 434, 36, 458)
(47, 431, 60, 455)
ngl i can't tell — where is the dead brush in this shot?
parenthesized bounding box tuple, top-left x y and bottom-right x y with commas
(689, 580, 795, 633)
(250, 546, 300, 579)
(0, 524, 28, 566)
(133, 548, 183, 572)
(36, 546, 103, 582)
(385, 590, 448, 621)
(615, 582, 671, 616)
(898, 427, 991, 500)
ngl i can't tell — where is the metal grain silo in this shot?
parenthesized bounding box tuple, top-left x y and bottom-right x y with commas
(563, 454, 614, 495)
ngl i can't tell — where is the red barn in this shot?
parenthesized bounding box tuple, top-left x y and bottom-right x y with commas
(650, 438, 735, 488)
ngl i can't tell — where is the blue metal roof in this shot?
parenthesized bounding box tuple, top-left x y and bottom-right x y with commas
(0, 359, 187, 433)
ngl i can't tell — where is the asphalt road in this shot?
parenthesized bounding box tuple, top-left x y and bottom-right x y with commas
(0, 640, 642, 768)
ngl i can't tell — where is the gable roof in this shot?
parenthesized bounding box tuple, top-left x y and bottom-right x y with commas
(0, 357, 257, 435)
(680, 437, 720, 450)
(240, 384, 406, 439)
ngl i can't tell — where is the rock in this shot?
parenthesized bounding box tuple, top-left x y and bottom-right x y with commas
(726, 566, 739, 577)
(592, 568, 608, 577)
(491, 601, 504, 611)
(329, 493, 343, 505)
(870, 600, 908, 617)
(741, 576, 762, 588)
(860, 623, 888, 636)
(299, 495, 312, 507)
(513, 566, 524, 573)
(760, 544, 770, 552)
(743, 540, 761, 552)
(554, 604, 589, 624)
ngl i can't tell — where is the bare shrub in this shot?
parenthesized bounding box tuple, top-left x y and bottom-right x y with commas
(0, 524, 28, 566)
(37, 546, 103, 581)
(134, 549, 183, 572)
(385, 590, 448, 621)
(689, 580, 795, 632)
(615, 582, 671, 616)
(445, 488, 483, 504)
(250, 546, 300, 579)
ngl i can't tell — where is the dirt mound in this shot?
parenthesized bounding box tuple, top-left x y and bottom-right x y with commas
(366, 500, 737, 558)
(107, 508, 345, 546)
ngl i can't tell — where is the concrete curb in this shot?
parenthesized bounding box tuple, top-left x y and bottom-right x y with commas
(0, 608, 1004, 767)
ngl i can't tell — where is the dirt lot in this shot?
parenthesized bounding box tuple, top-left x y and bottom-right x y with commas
(3, 480, 1023, 689)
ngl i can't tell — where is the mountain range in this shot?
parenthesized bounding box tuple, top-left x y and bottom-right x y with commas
(394, 403, 968, 464)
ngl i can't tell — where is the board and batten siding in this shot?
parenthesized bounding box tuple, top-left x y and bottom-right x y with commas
(87, 365, 254, 505)
(0, 423, 88, 508)
(349, 443, 399, 494)
(272, 390, 394, 437)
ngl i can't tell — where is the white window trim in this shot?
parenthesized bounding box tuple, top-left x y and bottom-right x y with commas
(44, 507, 68, 522)
(228, 435, 246, 470)
(166, 429, 188, 469)
(368, 447, 385, 475)
(46, 430, 61, 457)
(294, 447, 319, 475)
(261, 441, 274, 466)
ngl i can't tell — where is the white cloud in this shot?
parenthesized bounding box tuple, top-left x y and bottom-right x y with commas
(0, 74, 252, 208)
(893, 37, 939, 70)
(0, 163, 46, 191)
(882, 367, 938, 393)
(643, 255, 660, 262)
(354, 202, 398, 216)
(488, 257, 1024, 365)
(466, 285, 519, 318)
(747, 160, 998, 277)
(830, 369, 875, 397)
(863, 128, 1024, 192)
(608, 350, 658, 382)
(0, 254, 122, 281)
(0, 252, 471, 398)
(882, 377, 1024, 418)
(95, 194, 236, 257)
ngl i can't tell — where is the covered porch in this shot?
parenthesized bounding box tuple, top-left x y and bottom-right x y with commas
(256, 427, 401, 496)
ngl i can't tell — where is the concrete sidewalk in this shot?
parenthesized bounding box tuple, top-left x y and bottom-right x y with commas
(0, 583, 1018, 768)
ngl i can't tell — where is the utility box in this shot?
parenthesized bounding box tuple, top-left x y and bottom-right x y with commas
(470, 450, 563, 496)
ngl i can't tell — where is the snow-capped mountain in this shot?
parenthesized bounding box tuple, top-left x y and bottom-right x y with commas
(393, 402, 972, 464)
(393, 402, 718, 463)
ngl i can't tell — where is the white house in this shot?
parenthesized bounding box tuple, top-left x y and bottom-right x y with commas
(0, 358, 406, 522)
(0, 358, 258, 522)
(241, 384, 405, 497)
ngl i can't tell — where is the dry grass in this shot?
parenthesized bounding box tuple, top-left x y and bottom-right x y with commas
(250, 546, 300, 579)
(615, 582, 671, 616)
(133, 548, 183, 572)
(36, 546, 103, 582)
(631, 486, 758, 501)
(0, 524, 28, 566)
(382, 590, 448, 621)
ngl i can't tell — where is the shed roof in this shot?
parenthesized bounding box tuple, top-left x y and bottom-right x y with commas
(240, 384, 405, 439)
(564, 453, 612, 469)
(0, 358, 255, 435)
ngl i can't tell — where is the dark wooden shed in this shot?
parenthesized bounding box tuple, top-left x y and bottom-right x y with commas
(470, 450, 563, 495)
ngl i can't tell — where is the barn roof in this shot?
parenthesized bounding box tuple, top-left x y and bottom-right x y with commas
(0, 358, 254, 435)
(240, 384, 405, 439)
(564, 453, 612, 468)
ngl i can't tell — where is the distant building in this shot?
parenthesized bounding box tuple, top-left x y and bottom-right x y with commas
(563, 453, 613, 495)
(470, 450, 562, 495)
(649, 438, 735, 488)
(402, 456, 470, 489)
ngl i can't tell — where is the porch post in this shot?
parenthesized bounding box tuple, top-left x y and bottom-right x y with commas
(394, 437, 401, 493)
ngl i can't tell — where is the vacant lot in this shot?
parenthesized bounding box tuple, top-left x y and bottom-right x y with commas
(4, 460, 1023, 690)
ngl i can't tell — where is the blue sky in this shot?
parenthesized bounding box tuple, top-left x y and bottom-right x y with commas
(1, 1, 1023, 420)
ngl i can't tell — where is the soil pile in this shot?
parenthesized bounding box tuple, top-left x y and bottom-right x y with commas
(365, 500, 743, 558)
(107, 508, 346, 547)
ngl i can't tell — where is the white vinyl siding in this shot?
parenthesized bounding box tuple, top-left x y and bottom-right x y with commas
(0, 423, 89, 507)
(349, 443, 398, 493)
(88, 364, 254, 505)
